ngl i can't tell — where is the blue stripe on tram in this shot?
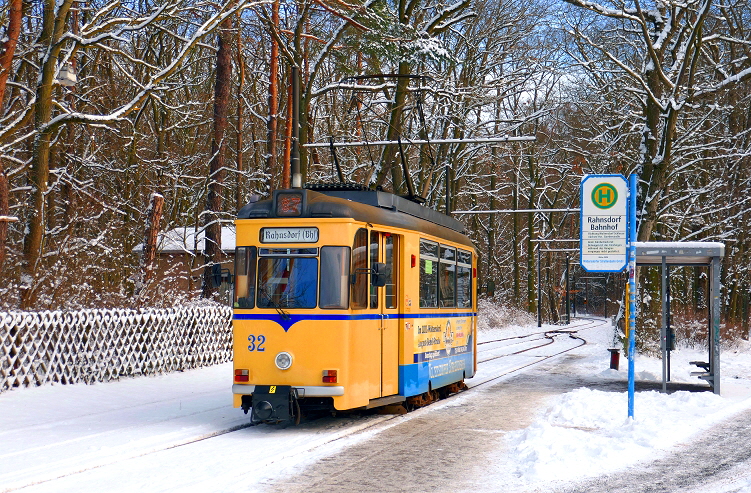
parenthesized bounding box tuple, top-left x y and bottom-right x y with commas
(233, 312, 477, 331)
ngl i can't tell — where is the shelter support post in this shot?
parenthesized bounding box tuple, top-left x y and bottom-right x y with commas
(661, 256, 667, 393)
(711, 256, 721, 395)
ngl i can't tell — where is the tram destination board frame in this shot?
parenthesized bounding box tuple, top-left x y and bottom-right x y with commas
(580, 174, 628, 273)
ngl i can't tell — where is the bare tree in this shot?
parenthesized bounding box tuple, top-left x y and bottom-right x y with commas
(203, 17, 234, 299)
(562, 0, 751, 241)
(0, 0, 263, 308)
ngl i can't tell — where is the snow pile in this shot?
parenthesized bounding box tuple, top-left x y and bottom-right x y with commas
(495, 314, 751, 489)
(505, 388, 742, 484)
(477, 298, 536, 333)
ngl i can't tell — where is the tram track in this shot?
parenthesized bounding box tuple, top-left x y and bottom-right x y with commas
(468, 317, 608, 390)
(477, 334, 556, 362)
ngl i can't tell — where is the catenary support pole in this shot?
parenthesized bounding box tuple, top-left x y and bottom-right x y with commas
(661, 255, 667, 393)
(565, 254, 570, 325)
(537, 245, 542, 327)
(291, 66, 302, 188)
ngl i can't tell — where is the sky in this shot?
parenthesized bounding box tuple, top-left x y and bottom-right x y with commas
(2, 308, 751, 492)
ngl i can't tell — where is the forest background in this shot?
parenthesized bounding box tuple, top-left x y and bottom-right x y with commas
(0, 0, 749, 347)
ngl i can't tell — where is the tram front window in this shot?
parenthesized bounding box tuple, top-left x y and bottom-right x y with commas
(234, 246, 257, 309)
(257, 257, 318, 309)
(320, 246, 350, 309)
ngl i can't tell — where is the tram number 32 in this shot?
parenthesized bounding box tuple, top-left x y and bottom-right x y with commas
(247, 334, 266, 352)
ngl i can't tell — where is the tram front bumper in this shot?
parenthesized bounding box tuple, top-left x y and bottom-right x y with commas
(250, 385, 296, 424)
(232, 384, 345, 397)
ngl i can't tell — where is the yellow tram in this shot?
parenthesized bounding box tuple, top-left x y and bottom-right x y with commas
(232, 184, 477, 425)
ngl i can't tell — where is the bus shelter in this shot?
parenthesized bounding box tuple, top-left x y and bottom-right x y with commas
(633, 242, 725, 394)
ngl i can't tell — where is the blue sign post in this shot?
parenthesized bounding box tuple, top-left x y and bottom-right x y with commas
(580, 173, 637, 418)
(627, 174, 637, 418)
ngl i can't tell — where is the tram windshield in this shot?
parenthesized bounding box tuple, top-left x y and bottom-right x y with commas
(236, 246, 351, 310)
(257, 257, 318, 309)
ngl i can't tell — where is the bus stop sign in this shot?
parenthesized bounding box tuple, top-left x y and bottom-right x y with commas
(580, 174, 628, 272)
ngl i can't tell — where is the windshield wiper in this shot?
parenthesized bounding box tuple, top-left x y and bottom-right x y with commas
(260, 294, 291, 320)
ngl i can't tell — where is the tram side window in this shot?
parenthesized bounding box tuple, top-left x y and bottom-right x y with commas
(234, 246, 256, 309)
(419, 240, 438, 308)
(351, 228, 368, 309)
(457, 249, 472, 309)
(370, 231, 379, 309)
(320, 246, 350, 309)
(439, 246, 456, 308)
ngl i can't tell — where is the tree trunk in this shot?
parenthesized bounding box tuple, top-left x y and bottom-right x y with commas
(202, 18, 233, 299)
(0, 0, 18, 269)
(372, 61, 410, 192)
(265, 0, 280, 193)
(236, 19, 245, 210)
(0, 0, 21, 112)
(20, 0, 74, 309)
(0, 170, 10, 273)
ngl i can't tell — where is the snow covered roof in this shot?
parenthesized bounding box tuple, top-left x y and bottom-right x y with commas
(132, 226, 236, 255)
(633, 241, 724, 265)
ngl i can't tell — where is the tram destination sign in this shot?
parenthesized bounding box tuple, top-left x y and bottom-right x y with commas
(580, 174, 628, 272)
(261, 227, 319, 243)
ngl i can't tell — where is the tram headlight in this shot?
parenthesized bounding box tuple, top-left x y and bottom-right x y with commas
(275, 352, 293, 370)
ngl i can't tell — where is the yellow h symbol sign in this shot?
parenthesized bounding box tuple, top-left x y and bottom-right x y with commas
(592, 183, 618, 209)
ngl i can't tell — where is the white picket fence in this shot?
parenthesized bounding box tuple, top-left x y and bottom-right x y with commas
(0, 304, 233, 392)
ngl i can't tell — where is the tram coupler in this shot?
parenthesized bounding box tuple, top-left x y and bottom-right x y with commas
(250, 385, 299, 425)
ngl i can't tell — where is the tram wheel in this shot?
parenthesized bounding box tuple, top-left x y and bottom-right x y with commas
(294, 399, 302, 426)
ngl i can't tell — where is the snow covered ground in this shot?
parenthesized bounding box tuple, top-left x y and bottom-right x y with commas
(503, 333, 751, 490)
(2, 313, 751, 492)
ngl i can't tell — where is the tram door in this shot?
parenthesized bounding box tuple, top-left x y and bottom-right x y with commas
(370, 231, 399, 397)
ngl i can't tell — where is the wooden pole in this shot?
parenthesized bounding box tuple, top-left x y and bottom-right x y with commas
(0, 170, 13, 272)
(142, 193, 164, 287)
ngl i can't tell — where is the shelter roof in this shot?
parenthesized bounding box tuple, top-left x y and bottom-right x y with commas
(633, 241, 724, 266)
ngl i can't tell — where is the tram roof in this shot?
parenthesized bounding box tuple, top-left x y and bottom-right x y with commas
(237, 187, 473, 248)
